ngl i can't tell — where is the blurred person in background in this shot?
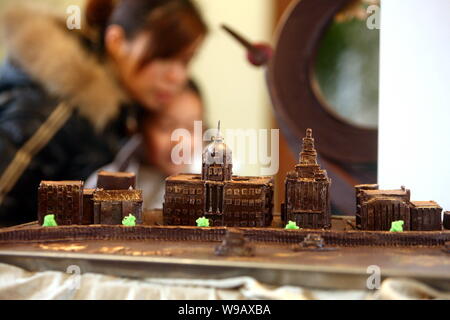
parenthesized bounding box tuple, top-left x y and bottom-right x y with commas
(0, 0, 207, 225)
(86, 79, 204, 209)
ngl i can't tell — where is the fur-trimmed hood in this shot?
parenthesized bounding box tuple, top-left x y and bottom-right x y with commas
(0, 3, 128, 131)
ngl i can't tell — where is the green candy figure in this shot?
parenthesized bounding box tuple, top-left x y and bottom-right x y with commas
(196, 217, 210, 227)
(42, 214, 58, 227)
(122, 214, 136, 227)
(285, 221, 300, 230)
(390, 220, 404, 232)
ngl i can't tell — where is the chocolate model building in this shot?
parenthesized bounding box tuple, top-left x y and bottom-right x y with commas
(281, 129, 331, 229)
(38, 181, 84, 225)
(410, 201, 443, 231)
(37, 171, 143, 225)
(163, 123, 274, 227)
(93, 171, 142, 224)
(355, 185, 442, 231)
(93, 190, 143, 225)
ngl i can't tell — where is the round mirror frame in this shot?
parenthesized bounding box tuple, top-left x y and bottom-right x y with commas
(267, 0, 378, 163)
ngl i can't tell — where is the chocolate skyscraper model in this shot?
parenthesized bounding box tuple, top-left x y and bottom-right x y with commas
(282, 129, 331, 229)
(163, 122, 274, 227)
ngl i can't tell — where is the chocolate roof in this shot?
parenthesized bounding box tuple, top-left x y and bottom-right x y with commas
(93, 190, 142, 201)
(166, 174, 272, 185)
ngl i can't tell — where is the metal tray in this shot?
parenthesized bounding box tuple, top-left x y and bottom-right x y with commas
(1, 242, 449, 291)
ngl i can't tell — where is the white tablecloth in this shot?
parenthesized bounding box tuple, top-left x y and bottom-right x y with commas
(0, 263, 448, 300)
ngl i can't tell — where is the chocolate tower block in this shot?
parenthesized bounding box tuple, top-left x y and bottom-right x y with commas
(163, 122, 274, 227)
(355, 184, 379, 229)
(358, 186, 411, 231)
(93, 190, 143, 225)
(282, 129, 331, 229)
(410, 201, 442, 231)
(38, 181, 83, 225)
(97, 171, 136, 190)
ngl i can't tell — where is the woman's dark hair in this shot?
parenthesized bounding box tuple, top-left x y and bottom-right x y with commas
(86, 0, 207, 66)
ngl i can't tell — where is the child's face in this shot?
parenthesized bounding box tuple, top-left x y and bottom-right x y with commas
(142, 89, 202, 176)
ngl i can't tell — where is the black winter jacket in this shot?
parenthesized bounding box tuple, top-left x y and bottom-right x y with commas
(0, 5, 134, 225)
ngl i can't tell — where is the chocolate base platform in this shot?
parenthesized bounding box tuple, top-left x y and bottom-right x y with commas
(0, 214, 449, 290)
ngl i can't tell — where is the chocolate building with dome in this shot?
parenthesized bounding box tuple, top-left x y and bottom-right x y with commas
(163, 123, 274, 227)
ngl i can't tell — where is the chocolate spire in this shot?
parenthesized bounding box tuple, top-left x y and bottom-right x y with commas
(299, 128, 318, 165)
(209, 121, 224, 157)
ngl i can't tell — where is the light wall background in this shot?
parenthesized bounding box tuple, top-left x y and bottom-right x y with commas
(379, 0, 450, 211)
(0, 0, 275, 177)
(191, 0, 274, 176)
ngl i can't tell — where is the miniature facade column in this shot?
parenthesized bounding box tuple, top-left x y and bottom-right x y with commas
(202, 122, 232, 223)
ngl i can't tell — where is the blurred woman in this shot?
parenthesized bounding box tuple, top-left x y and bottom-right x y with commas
(0, 0, 207, 224)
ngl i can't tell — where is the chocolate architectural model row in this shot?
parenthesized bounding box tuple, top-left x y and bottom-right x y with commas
(162, 126, 445, 231)
(38, 171, 143, 225)
(37, 126, 447, 231)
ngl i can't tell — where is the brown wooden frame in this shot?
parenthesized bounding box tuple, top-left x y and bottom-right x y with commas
(268, 0, 377, 163)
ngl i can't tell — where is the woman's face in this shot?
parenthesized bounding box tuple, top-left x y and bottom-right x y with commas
(107, 27, 203, 110)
